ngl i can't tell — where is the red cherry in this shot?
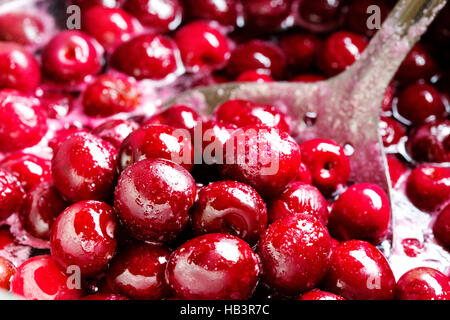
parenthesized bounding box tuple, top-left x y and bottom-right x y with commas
(226, 40, 286, 78)
(300, 139, 350, 196)
(0, 226, 16, 250)
(72, 0, 125, 8)
(379, 116, 406, 147)
(268, 181, 329, 225)
(111, 34, 179, 80)
(114, 159, 196, 242)
(317, 31, 367, 76)
(381, 82, 395, 112)
(38, 91, 73, 119)
(295, 162, 313, 184)
(183, 0, 239, 27)
(81, 294, 128, 300)
(406, 165, 450, 212)
(291, 74, 325, 83)
(118, 124, 194, 172)
(396, 43, 438, 84)
(219, 125, 301, 198)
(106, 242, 170, 299)
(280, 33, 320, 71)
(323, 240, 396, 300)
(236, 69, 274, 83)
(0, 168, 25, 221)
(0, 256, 15, 290)
(396, 267, 450, 300)
(11, 255, 83, 300)
(42, 31, 103, 82)
(92, 119, 139, 149)
(191, 180, 268, 243)
(328, 183, 391, 245)
(0, 13, 45, 46)
(165, 233, 260, 300)
(297, 0, 346, 32)
(52, 132, 118, 202)
(386, 155, 406, 187)
(299, 289, 345, 300)
(48, 126, 89, 153)
(259, 214, 332, 295)
(346, 0, 391, 37)
(433, 204, 450, 250)
(243, 0, 293, 30)
(143, 105, 201, 137)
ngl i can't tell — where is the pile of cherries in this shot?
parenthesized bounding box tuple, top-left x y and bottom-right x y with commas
(0, 0, 448, 300)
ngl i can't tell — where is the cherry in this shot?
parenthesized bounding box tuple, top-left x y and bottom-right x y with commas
(236, 69, 274, 83)
(165, 233, 260, 300)
(346, 0, 391, 37)
(81, 294, 128, 300)
(299, 289, 346, 300)
(280, 33, 320, 71)
(0, 256, 15, 290)
(37, 91, 73, 119)
(106, 242, 170, 299)
(381, 82, 395, 112)
(433, 204, 450, 250)
(296, 162, 313, 184)
(114, 158, 196, 242)
(297, 0, 346, 32)
(72, 0, 125, 8)
(83, 6, 138, 50)
(291, 74, 326, 83)
(0, 13, 45, 46)
(406, 120, 450, 163)
(20, 182, 68, 240)
(379, 117, 406, 147)
(242, 0, 293, 30)
(300, 139, 350, 196)
(111, 33, 179, 80)
(401, 238, 425, 257)
(0, 168, 25, 221)
(11, 255, 83, 300)
(183, 0, 239, 27)
(396, 43, 438, 84)
(50, 201, 117, 277)
(406, 165, 450, 212)
(323, 240, 396, 300)
(396, 267, 450, 300)
(83, 75, 140, 117)
(226, 40, 287, 78)
(215, 99, 290, 132)
(118, 124, 194, 172)
(259, 214, 331, 295)
(0, 153, 51, 192)
(42, 31, 103, 82)
(52, 132, 118, 202)
(396, 83, 446, 125)
(0, 42, 41, 92)
(191, 180, 268, 243)
(328, 183, 391, 245)
(0, 226, 17, 250)
(48, 126, 89, 153)
(124, 0, 183, 32)
(386, 155, 407, 187)
(268, 181, 329, 225)
(317, 31, 367, 76)
(143, 105, 201, 137)
(92, 119, 139, 149)
(219, 125, 301, 198)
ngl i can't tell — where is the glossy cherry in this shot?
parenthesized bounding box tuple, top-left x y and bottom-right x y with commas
(143, 105, 201, 137)
(37, 91, 73, 119)
(0, 13, 45, 46)
(296, 162, 313, 184)
(236, 69, 274, 83)
(191, 180, 268, 243)
(242, 0, 293, 30)
(297, 0, 346, 32)
(433, 204, 450, 250)
(73, 0, 125, 8)
(0, 256, 15, 290)
(47, 126, 89, 153)
(386, 155, 407, 187)
(379, 116, 406, 147)
(183, 0, 239, 26)
(114, 158, 196, 242)
(51, 132, 118, 202)
(0, 168, 25, 221)
(346, 0, 391, 37)
(299, 289, 345, 300)
(259, 214, 332, 295)
(280, 33, 320, 71)
(396, 267, 450, 300)
(92, 119, 139, 149)
(323, 240, 396, 300)
(165, 233, 260, 300)
(396, 43, 438, 84)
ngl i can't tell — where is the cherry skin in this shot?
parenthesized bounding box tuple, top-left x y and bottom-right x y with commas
(124, 0, 183, 32)
(0, 13, 45, 46)
(317, 31, 367, 76)
(219, 125, 301, 199)
(328, 183, 391, 245)
(183, 0, 239, 26)
(114, 158, 196, 242)
(0, 90, 47, 152)
(291, 74, 326, 83)
(387, 155, 407, 187)
(396, 43, 438, 84)
(406, 165, 450, 212)
(47, 126, 89, 153)
(396, 83, 446, 125)
(396, 267, 450, 300)
(280, 33, 320, 71)
(11, 255, 83, 300)
(433, 204, 450, 250)
(0, 153, 51, 192)
(38, 91, 73, 119)
(297, 0, 346, 32)
(299, 139, 350, 196)
(379, 117, 406, 147)
(268, 181, 329, 225)
(73, 0, 125, 9)
(175, 21, 230, 72)
(242, 0, 293, 30)
(0, 168, 25, 221)
(42, 31, 103, 82)
(165, 233, 260, 300)
(118, 124, 194, 172)
(143, 105, 201, 137)
(299, 289, 346, 301)
(51, 132, 118, 203)
(81, 294, 128, 300)
(406, 120, 450, 163)
(236, 69, 274, 83)
(381, 82, 395, 112)
(83, 75, 140, 117)
(226, 40, 287, 78)
(106, 242, 170, 300)
(0, 256, 15, 290)
(323, 240, 396, 300)
(346, 0, 391, 37)
(92, 119, 139, 149)
(111, 33, 179, 80)
(191, 180, 268, 243)
(0, 42, 41, 92)
(258, 214, 332, 295)
(20, 182, 68, 240)
(296, 162, 313, 184)
(83, 6, 138, 50)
